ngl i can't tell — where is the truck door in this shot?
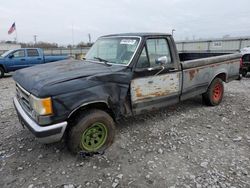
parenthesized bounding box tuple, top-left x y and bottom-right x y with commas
(7, 49, 28, 71)
(26, 49, 43, 66)
(130, 37, 182, 114)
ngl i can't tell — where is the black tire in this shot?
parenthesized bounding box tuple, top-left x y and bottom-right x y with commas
(202, 78, 224, 106)
(236, 74, 242, 80)
(67, 109, 115, 154)
(0, 67, 4, 78)
(242, 69, 247, 77)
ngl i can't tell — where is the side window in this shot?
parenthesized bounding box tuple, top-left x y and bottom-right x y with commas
(136, 47, 150, 68)
(27, 49, 39, 57)
(12, 50, 25, 58)
(146, 38, 172, 68)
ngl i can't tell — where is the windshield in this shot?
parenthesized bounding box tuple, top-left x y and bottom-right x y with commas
(85, 37, 140, 65)
(1, 50, 13, 58)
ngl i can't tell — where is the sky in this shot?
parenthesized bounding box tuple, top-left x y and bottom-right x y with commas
(1, 0, 250, 45)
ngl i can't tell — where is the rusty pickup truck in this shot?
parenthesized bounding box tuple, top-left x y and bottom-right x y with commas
(13, 33, 241, 154)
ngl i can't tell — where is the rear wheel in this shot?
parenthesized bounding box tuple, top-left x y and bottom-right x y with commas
(242, 69, 247, 77)
(202, 78, 224, 106)
(0, 67, 4, 78)
(67, 109, 115, 154)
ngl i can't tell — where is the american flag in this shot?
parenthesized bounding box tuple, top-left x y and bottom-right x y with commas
(8, 22, 16, 35)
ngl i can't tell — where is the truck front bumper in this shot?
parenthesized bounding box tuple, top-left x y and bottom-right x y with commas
(14, 97, 67, 143)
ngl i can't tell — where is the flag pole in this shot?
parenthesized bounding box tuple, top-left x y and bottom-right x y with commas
(15, 22, 18, 43)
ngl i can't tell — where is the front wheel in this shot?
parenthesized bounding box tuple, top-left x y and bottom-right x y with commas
(202, 78, 224, 106)
(0, 67, 4, 78)
(67, 109, 115, 154)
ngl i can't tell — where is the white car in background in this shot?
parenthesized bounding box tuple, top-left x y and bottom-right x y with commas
(240, 46, 250, 55)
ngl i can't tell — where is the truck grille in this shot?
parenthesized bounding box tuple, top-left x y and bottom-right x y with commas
(16, 84, 32, 115)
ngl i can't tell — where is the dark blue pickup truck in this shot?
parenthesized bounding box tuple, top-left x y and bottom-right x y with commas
(0, 48, 68, 78)
(13, 33, 241, 155)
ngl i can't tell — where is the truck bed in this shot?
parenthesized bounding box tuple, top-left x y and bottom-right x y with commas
(180, 53, 241, 101)
(179, 52, 230, 61)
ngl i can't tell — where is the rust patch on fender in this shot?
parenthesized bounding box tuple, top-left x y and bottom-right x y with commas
(189, 69, 196, 80)
(188, 69, 200, 81)
(135, 87, 142, 97)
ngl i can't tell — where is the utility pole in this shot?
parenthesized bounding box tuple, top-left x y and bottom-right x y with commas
(171, 29, 176, 38)
(34, 35, 37, 45)
(71, 24, 74, 47)
(88, 33, 91, 44)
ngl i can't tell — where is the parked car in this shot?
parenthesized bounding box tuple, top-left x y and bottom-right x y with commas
(0, 48, 69, 78)
(13, 33, 241, 154)
(240, 53, 250, 77)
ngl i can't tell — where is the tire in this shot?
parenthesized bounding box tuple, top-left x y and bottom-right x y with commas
(0, 67, 4, 78)
(202, 78, 224, 106)
(236, 74, 242, 80)
(242, 69, 247, 77)
(67, 109, 115, 154)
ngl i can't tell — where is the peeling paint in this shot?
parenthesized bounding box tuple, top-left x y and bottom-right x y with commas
(131, 73, 180, 102)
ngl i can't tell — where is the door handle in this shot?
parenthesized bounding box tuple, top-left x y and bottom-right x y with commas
(20, 59, 25, 61)
(148, 80, 153, 84)
(168, 68, 177, 72)
(37, 58, 42, 60)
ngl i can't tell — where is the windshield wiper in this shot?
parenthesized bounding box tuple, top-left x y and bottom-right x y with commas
(93, 57, 112, 66)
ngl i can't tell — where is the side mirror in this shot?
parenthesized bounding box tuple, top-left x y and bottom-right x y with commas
(155, 56, 168, 65)
(9, 54, 14, 59)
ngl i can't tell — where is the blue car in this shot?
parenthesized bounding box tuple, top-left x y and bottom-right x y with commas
(0, 48, 69, 78)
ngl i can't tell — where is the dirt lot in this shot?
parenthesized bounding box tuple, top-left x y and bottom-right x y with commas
(0, 76, 250, 188)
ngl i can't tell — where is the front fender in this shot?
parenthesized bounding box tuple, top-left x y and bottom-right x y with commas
(52, 82, 130, 121)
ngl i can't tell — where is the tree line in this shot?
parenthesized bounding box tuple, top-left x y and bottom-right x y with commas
(2, 40, 93, 48)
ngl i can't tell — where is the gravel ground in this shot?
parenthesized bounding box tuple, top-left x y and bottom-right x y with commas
(0, 76, 250, 188)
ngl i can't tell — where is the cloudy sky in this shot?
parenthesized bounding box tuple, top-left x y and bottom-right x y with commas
(1, 0, 250, 45)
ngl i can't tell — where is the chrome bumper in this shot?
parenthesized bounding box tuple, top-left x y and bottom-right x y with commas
(14, 97, 67, 143)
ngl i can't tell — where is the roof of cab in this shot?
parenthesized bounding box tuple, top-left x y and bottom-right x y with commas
(101, 32, 171, 38)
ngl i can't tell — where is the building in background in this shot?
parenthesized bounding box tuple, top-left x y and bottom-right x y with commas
(0, 43, 21, 54)
(176, 36, 250, 53)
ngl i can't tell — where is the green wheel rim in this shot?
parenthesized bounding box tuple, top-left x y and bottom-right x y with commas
(80, 122, 108, 152)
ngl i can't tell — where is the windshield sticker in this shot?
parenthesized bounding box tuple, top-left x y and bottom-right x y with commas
(120, 39, 136, 45)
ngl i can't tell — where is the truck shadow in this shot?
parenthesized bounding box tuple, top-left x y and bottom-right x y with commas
(1, 74, 12, 78)
(243, 74, 250, 78)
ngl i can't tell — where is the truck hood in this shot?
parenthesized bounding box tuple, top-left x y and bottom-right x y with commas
(13, 59, 129, 97)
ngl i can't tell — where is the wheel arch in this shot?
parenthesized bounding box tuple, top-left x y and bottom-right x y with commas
(67, 101, 116, 124)
(208, 71, 227, 85)
(214, 72, 227, 82)
(205, 72, 227, 92)
(0, 64, 6, 72)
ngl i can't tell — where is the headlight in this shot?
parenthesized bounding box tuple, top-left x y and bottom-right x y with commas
(29, 95, 53, 115)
